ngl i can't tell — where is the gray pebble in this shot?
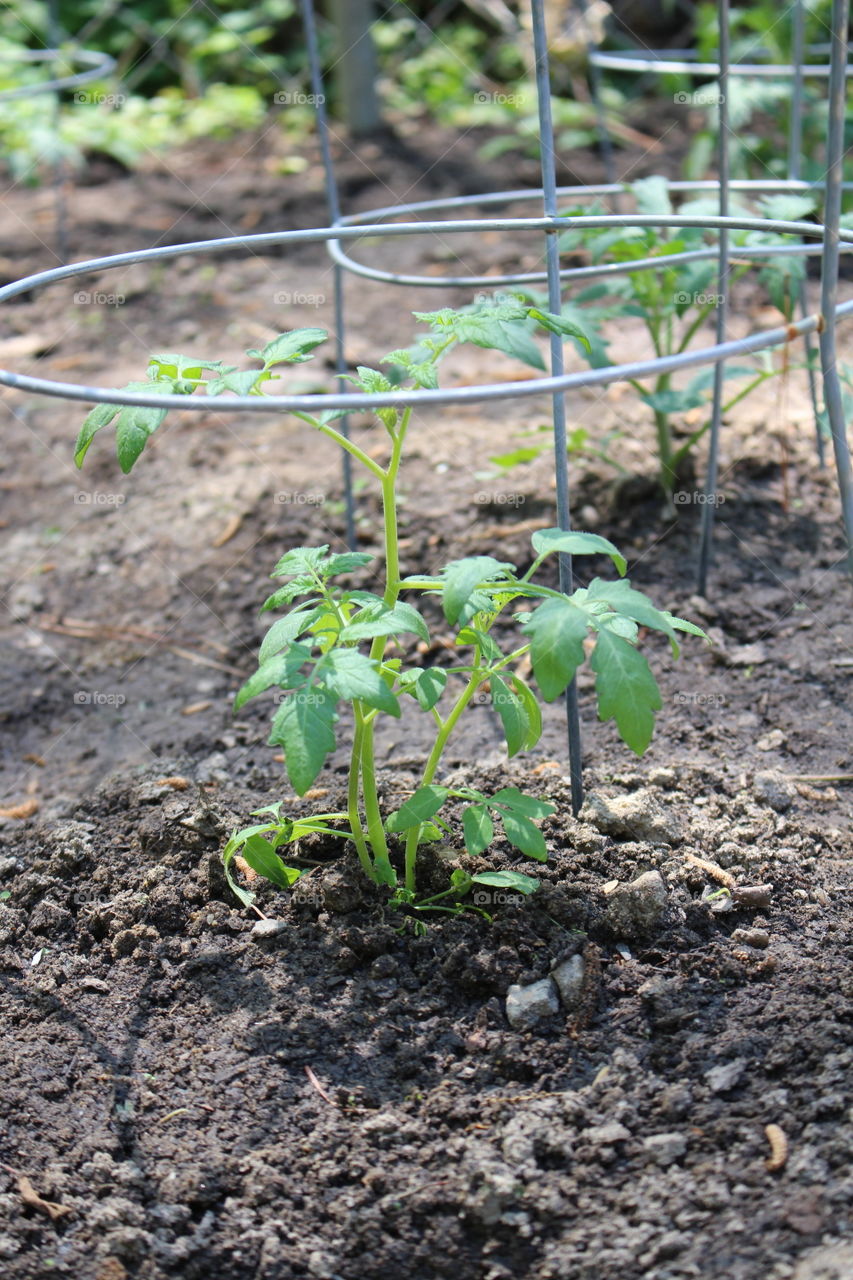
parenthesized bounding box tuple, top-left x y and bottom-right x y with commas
(506, 977, 559, 1030)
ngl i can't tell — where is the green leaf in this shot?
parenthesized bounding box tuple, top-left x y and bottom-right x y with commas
(585, 578, 678, 652)
(233, 643, 312, 711)
(414, 305, 546, 371)
(663, 611, 708, 639)
(247, 328, 327, 366)
(148, 353, 230, 380)
(344, 600, 429, 644)
(75, 401, 120, 468)
(471, 870, 539, 895)
(462, 804, 494, 855)
(490, 787, 556, 820)
(531, 528, 627, 576)
(385, 785, 449, 832)
(115, 404, 168, 472)
(321, 649, 401, 716)
(268, 684, 337, 795)
(507, 674, 543, 750)
(501, 812, 548, 861)
(325, 551, 374, 576)
(640, 388, 705, 416)
(442, 556, 514, 626)
(590, 629, 662, 755)
(527, 307, 592, 351)
(489, 446, 543, 469)
(398, 667, 447, 711)
(456, 627, 502, 663)
(631, 174, 673, 217)
(240, 834, 302, 889)
(258, 607, 323, 662)
(207, 369, 266, 396)
(489, 673, 528, 758)
(521, 597, 588, 701)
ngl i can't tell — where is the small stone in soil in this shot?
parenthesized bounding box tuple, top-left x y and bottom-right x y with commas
(643, 1131, 688, 1163)
(550, 955, 585, 1011)
(753, 770, 796, 812)
(581, 790, 681, 845)
(251, 919, 288, 939)
(705, 1057, 746, 1094)
(505, 977, 559, 1030)
(601, 870, 669, 940)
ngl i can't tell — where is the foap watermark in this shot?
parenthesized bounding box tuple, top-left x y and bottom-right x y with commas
(274, 90, 325, 106)
(271, 689, 327, 707)
(673, 90, 725, 106)
(675, 691, 727, 707)
(74, 690, 126, 707)
(73, 290, 125, 308)
(673, 490, 726, 506)
(273, 290, 326, 308)
(474, 90, 526, 107)
(475, 492, 526, 509)
(473, 290, 521, 306)
(674, 290, 725, 308)
(73, 491, 126, 506)
(274, 491, 326, 507)
(471, 888, 523, 908)
(73, 90, 126, 107)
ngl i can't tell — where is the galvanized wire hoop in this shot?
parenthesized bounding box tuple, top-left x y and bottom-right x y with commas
(0, 0, 851, 814)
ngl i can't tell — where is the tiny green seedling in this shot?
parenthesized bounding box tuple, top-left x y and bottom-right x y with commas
(74, 298, 706, 912)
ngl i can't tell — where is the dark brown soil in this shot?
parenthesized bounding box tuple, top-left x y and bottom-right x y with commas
(0, 120, 851, 1280)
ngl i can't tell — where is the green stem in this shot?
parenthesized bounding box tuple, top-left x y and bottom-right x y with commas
(348, 715, 375, 882)
(357, 704, 394, 882)
(292, 412, 386, 480)
(403, 656, 483, 894)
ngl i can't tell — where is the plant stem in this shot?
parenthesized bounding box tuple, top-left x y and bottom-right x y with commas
(403, 657, 483, 894)
(348, 713, 375, 881)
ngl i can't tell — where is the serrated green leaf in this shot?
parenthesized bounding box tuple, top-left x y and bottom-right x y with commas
(115, 404, 168, 473)
(527, 307, 592, 351)
(585, 578, 677, 652)
(521, 597, 588, 701)
(149, 353, 230, 380)
(248, 328, 327, 367)
(385, 785, 449, 832)
(471, 869, 539, 895)
(268, 684, 337, 795)
(489, 673, 528, 758)
(233, 643, 312, 711)
(631, 174, 673, 217)
(590, 629, 662, 755)
(508, 674, 543, 750)
(324, 551, 374, 576)
(258, 607, 323, 662)
(240, 834, 302, 889)
(207, 369, 266, 396)
(456, 626, 502, 663)
(397, 667, 447, 711)
(321, 648, 401, 716)
(75, 401, 120, 468)
(663, 611, 708, 639)
(462, 804, 494, 855)
(271, 545, 331, 578)
(531, 528, 627, 576)
(344, 600, 429, 644)
(501, 811, 548, 861)
(442, 556, 514, 626)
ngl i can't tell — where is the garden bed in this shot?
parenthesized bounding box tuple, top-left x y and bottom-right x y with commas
(0, 125, 851, 1280)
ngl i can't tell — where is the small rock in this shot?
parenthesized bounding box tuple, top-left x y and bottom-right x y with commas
(643, 1131, 687, 1163)
(727, 642, 768, 667)
(505, 977, 559, 1030)
(602, 871, 668, 940)
(585, 1121, 631, 1146)
(791, 1241, 853, 1280)
(705, 1058, 746, 1094)
(251, 919, 287, 939)
(756, 728, 786, 752)
(0, 856, 17, 879)
(648, 766, 678, 789)
(731, 927, 769, 950)
(581, 790, 680, 845)
(753, 770, 795, 812)
(551, 955, 585, 1011)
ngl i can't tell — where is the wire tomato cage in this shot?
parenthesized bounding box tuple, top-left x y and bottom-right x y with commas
(0, 0, 851, 812)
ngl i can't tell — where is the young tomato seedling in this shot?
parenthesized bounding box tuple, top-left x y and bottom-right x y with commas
(74, 298, 706, 912)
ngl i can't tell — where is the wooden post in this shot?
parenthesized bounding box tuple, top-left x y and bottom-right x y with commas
(328, 0, 381, 136)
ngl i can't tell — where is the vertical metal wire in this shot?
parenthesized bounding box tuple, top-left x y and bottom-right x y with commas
(299, 0, 357, 551)
(531, 0, 585, 814)
(697, 0, 731, 594)
(818, 0, 853, 576)
(47, 0, 68, 263)
(790, 0, 825, 467)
